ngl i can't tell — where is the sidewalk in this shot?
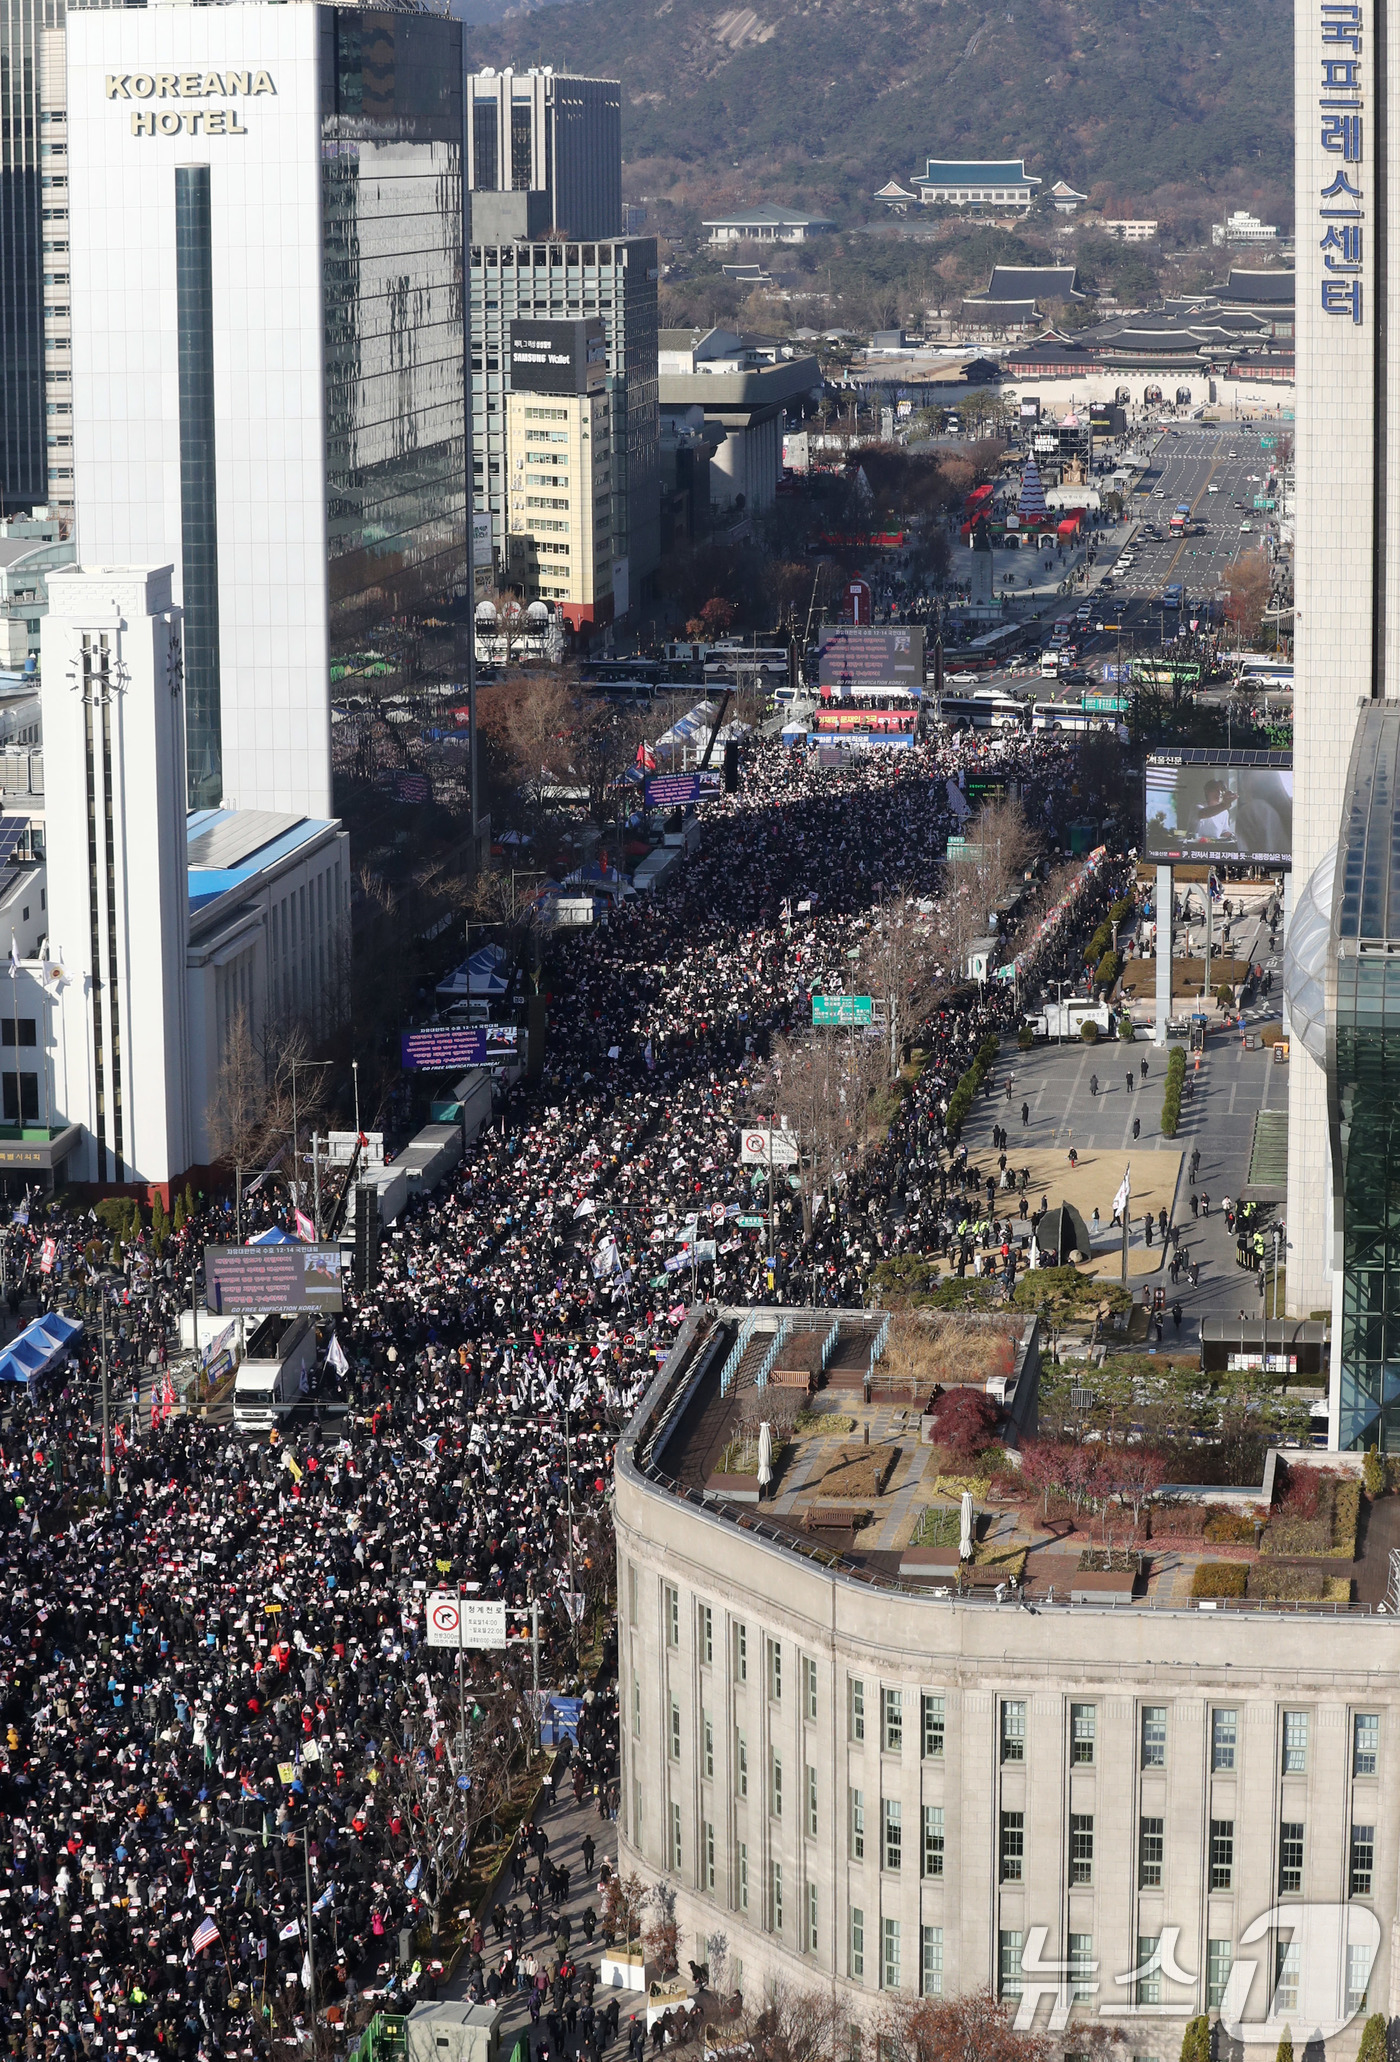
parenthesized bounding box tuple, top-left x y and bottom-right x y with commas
(447, 1776, 622, 2051)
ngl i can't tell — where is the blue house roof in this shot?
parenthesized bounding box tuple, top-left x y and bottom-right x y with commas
(917, 160, 1041, 188)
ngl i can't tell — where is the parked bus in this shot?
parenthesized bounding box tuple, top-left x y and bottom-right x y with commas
(1225, 655, 1294, 689)
(1030, 699, 1122, 733)
(950, 622, 1024, 673)
(704, 644, 790, 683)
(936, 689, 1026, 731)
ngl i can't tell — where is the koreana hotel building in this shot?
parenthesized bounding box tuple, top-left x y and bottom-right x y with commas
(63, 0, 470, 817)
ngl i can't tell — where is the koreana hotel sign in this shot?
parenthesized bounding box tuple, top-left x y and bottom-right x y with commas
(105, 68, 277, 136)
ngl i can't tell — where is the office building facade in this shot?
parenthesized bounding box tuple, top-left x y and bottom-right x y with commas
(506, 318, 612, 628)
(1284, 0, 1400, 1450)
(471, 234, 658, 616)
(619, 1315, 1396, 2050)
(466, 67, 620, 241)
(65, 1, 469, 816)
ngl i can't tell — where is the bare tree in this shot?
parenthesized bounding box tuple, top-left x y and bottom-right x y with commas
(731, 1978, 851, 2062)
(877, 1988, 1052, 2062)
(477, 666, 584, 825)
(378, 1673, 520, 1943)
(205, 1007, 270, 1231)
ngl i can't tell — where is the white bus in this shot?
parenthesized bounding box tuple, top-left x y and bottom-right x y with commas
(703, 644, 790, 682)
(936, 689, 1026, 730)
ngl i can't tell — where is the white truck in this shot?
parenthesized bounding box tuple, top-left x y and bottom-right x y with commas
(1028, 997, 1114, 1042)
(232, 1313, 318, 1434)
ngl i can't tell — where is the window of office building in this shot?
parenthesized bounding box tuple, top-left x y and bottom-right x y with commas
(921, 1693, 945, 1759)
(1001, 1700, 1025, 1763)
(1069, 1935, 1095, 2004)
(999, 1931, 1024, 2000)
(1351, 1824, 1375, 1897)
(669, 1698, 681, 1761)
(883, 1799, 902, 1872)
(1000, 1811, 1024, 1883)
(670, 1802, 682, 1871)
(664, 1584, 679, 1647)
(806, 1882, 818, 1954)
(1212, 1708, 1237, 1771)
(1070, 1813, 1094, 1886)
(1279, 1822, 1305, 1894)
(703, 1821, 715, 1892)
(1139, 1817, 1164, 1889)
(1283, 1711, 1309, 1775)
(1136, 1938, 1161, 2008)
(803, 1655, 818, 1722)
(1354, 1713, 1379, 1776)
(921, 1926, 943, 1998)
(806, 1766, 818, 1839)
(1071, 1704, 1096, 1765)
(703, 1712, 714, 1780)
(850, 1908, 865, 1980)
(737, 1843, 748, 1914)
(882, 1688, 903, 1753)
(737, 1734, 748, 1799)
(1141, 1706, 1167, 1768)
(1273, 1940, 1300, 2016)
(735, 1623, 747, 1681)
(850, 1788, 865, 1861)
(921, 1805, 944, 1879)
(882, 1917, 901, 1992)
(767, 1638, 782, 1702)
(1210, 1819, 1234, 1891)
(850, 1679, 866, 1742)
(769, 1860, 783, 1934)
(1207, 1940, 1233, 2011)
(770, 1750, 782, 1819)
(698, 1603, 713, 1665)
(1347, 1941, 1371, 2016)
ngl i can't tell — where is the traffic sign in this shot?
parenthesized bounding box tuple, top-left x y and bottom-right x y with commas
(426, 1594, 508, 1650)
(740, 1129, 799, 1167)
(812, 994, 874, 1027)
(738, 1215, 770, 1229)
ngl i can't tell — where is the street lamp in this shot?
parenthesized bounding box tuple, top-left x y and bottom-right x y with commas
(230, 1813, 319, 2029)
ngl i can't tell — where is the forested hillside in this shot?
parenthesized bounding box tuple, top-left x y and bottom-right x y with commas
(467, 0, 1293, 221)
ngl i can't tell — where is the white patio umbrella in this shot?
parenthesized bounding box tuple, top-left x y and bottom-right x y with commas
(960, 1489, 975, 1561)
(757, 1421, 773, 1498)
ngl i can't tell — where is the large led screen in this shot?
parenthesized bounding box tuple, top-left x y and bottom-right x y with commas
(1144, 754, 1292, 868)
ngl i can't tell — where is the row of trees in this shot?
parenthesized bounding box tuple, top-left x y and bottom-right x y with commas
(751, 797, 1039, 1224)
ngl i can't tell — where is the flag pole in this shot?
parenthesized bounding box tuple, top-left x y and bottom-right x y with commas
(8, 936, 19, 1136)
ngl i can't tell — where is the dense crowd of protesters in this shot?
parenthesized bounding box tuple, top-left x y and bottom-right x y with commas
(0, 725, 1127, 2060)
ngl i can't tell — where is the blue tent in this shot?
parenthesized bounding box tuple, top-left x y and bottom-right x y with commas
(0, 1311, 83, 1385)
(248, 1226, 297, 1245)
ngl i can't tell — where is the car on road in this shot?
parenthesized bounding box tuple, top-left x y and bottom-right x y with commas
(1240, 521, 1254, 532)
(1062, 668, 1088, 685)
(1207, 484, 1219, 493)
(1075, 604, 1092, 621)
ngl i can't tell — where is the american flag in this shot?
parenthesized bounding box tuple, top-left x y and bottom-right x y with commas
(190, 1916, 219, 1955)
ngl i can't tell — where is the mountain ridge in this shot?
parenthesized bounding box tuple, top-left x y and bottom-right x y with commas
(467, 0, 1293, 221)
